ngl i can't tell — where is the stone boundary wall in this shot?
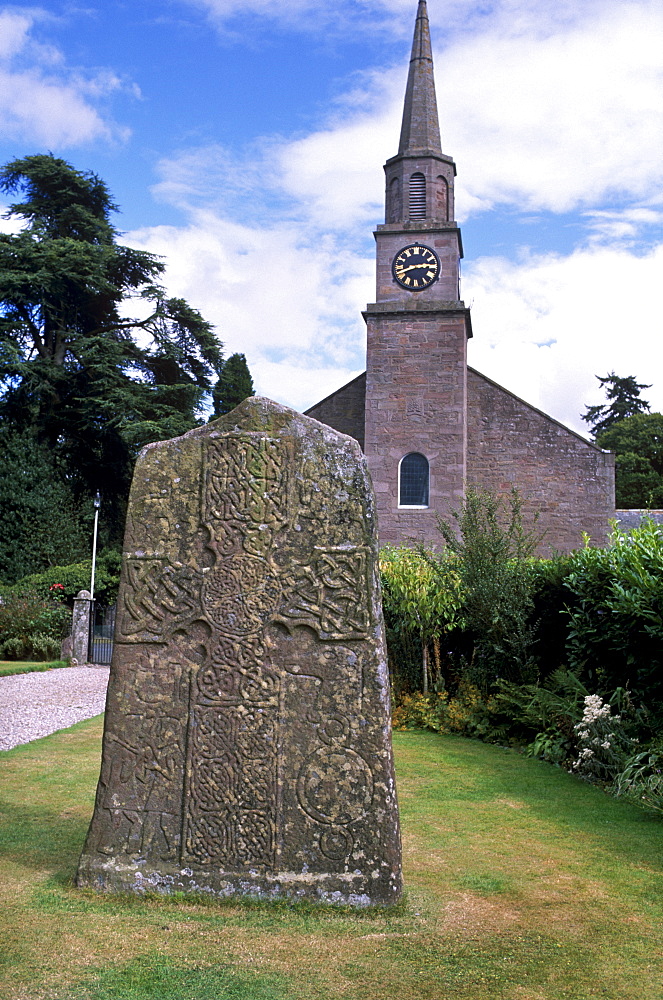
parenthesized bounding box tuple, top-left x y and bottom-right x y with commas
(614, 510, 663, 531)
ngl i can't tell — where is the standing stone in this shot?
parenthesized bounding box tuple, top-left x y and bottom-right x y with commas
(76, 397, 402, 906)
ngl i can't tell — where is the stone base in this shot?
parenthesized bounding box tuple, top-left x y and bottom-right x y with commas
(76, 856, 401, 907)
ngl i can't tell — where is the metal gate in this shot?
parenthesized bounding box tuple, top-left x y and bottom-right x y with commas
(88, 603, 116, 665)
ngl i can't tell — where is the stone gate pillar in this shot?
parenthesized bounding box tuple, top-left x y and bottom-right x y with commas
(71, 590, 92, 666)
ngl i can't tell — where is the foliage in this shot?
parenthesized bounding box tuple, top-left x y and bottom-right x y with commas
(0, 424, 89, 583)
(0, 587, 69, 660)
(391, 680, 498, 740)
(380, 546, 462, 693)
(526, 555, 577, 680)
(212, 352, 255, 417)
(0, 153, 225, 560)
(4, 549, 122, 606)
(595, 412, 663, 508)
(436, 486, 540, 687)
(582, 371, 651, 437)
(613, 749, 663, 813)
(571, 694, 636, 783)
(495, 668, 590, 765)
(563, 520, 663, 724)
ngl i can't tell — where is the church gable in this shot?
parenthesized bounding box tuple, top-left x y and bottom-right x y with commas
(466, 367, 615, 553)
(305, 373, 366, 450)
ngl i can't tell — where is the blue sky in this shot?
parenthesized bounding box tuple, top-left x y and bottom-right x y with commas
(1, 0, 662, 432)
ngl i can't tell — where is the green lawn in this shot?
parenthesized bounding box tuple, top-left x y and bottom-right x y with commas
(0, 660, 69, 677)
(0, 723, 661, 999)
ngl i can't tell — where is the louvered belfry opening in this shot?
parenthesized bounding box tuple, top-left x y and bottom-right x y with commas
(408, 172, 426, 219)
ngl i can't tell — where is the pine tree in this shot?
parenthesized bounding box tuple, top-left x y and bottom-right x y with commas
(212, 353, 255, 417)
(582, 372, 651, 437)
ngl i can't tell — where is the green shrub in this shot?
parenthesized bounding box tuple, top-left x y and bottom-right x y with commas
(495, 669, 589, 765)
(0, 632, 61, 661)
(436, 487, 540, 688)
(564, 520, 663, 722)
(392, 680, 499, 740)
(0, 588, 70, 660)
(571, 694, 636, 783)
(613, 749, 663, 813)
(4, 549, 121, 607)
(380, 546, 463, 695)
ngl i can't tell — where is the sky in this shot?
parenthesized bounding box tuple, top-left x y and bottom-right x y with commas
(1, 0, 662, 434)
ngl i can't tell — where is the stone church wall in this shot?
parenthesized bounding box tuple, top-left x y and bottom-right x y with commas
(305, 373, 366, 449)
(466, 368, 615, 554)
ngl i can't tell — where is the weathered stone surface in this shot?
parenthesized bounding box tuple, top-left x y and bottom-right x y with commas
(76, 397, 402, 906)
(71, 590, 92, 666)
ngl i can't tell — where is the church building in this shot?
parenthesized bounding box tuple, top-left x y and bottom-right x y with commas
(306, 0, 615, 555)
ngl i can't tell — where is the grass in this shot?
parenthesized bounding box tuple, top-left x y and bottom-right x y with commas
(0, 723, 662, 1000)
(0, 660, 69, 677)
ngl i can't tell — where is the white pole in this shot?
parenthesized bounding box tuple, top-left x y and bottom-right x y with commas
(90, 492, 101, 601)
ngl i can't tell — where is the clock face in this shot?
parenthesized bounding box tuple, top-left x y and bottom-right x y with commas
(392, 244, 440, 290)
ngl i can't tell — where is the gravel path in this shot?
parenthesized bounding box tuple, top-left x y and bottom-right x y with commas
(0, 666, 110, 751)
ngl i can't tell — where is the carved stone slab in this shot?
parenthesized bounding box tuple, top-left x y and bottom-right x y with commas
(76, 397, 402, 906)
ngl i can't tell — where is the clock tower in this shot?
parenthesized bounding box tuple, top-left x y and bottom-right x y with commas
(363, 0, 472, 544)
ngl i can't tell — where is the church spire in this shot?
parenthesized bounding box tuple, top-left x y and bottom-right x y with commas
(398, 0, 441, 155)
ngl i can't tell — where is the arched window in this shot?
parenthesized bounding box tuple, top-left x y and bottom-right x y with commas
(388, 176, 401, 223)
(435, 175, 448, 220)
(399, 453, 429, 507)
(408, 173, 426, 219)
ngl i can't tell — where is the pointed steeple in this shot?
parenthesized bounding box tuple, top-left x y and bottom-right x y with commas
(398, 1, 441, 154)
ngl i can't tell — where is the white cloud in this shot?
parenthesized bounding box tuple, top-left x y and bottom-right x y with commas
(443, 3, 663, 215)
(172, 1, 663, 225)
(0, 9, 132, 146)
(127, 209, 371, 410)
(465, 244, 663, 433)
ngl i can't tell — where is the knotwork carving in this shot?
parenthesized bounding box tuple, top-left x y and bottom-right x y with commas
(119, 558, 203, 639)
(204, 436, 288, 557)
(203, 553, 281, 637)
(276, 547, 371, 639)
(184, 704, 278, 868)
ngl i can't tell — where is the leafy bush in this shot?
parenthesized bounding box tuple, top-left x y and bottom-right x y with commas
(564, 520, 663, 723)
(392, 681, 498, 740)
(4, 549, 121, 607)
(380, 546, 462, 695)
(495, 669, 589, 765)
(436, 486, 540, 687)
(613, 749, 663, 813)
(0, 632, 61, 661)
(0, 589, 70, 660)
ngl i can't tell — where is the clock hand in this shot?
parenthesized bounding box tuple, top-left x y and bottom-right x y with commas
(395, 263, 428, 274)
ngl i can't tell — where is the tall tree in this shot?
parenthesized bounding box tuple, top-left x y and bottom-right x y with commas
(582, 372, 651, 437)
(0, 154, 225, 549)
(212, 352, 255, 417)
(0, 425, 89, 584)
(596, 413, 663, 508)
